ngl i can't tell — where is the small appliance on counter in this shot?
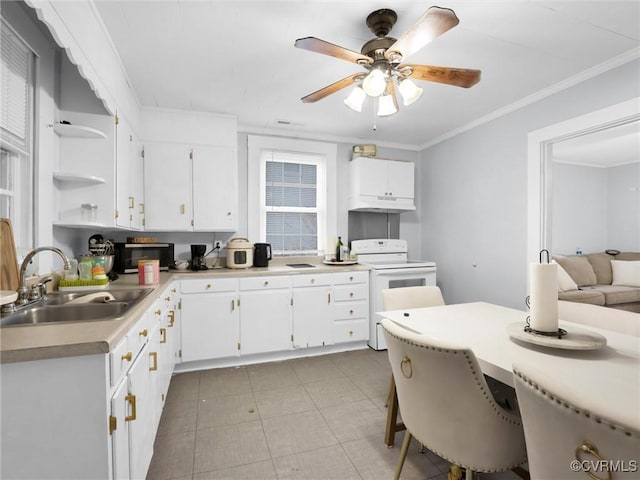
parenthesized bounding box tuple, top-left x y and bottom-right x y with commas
(253, 243, 272, 267)
(190, 244, 208, 271)
(226, 238, 254, 269)
(114, 241, 174, 273)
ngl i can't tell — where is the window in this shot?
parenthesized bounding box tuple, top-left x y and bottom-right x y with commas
(1, 20, 34, 249)
(248, 136, 337, 256)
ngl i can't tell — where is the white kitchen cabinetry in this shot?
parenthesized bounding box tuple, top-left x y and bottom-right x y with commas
(180, 278, 240, 361)
(332, 271, 369, 343)
(292, 274, 333, 348)
(115, 114, 144, 230)
(143, 143, 238, 231)
(192, 146, 238, 231)
(239, 276, 293, 355)
(143, 143, 192, 230)
(348, 157, 415, 211)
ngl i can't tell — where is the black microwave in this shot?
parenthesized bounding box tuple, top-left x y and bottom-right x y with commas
(114, 243, 174, 273)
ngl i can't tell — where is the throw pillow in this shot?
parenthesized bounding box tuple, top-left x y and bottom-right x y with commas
(553, 255, 597, 287)
(552, 260, 578, 292)
(611, 260, 640, 287)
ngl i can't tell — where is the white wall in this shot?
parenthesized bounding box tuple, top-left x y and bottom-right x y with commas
(419, 59, 640, 308)
(607, 162, 640, 251)
(551, 163, 607, 255)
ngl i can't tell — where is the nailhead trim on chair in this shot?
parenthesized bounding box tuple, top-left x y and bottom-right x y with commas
(386, 329, 528, 473)
(513, 369, 636, 438)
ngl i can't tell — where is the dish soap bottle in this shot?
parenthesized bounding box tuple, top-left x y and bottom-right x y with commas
(336, 236, 344, 262)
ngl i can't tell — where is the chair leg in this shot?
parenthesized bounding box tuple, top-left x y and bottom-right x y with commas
(384, 374, 394, 407)
(394, 431, 412, 480)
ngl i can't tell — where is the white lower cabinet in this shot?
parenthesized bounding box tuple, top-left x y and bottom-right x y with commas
(178, 270, 369, 364)
(332, 271, 369, 343)
(239, 276, 293, 355)
(292, 274, 333, 348)
(181, 278, 240, 361)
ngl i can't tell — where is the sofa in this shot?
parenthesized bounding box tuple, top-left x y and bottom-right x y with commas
(553, 252, 640, 313)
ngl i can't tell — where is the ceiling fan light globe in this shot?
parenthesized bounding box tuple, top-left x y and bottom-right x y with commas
(377, 93, 398, 117)
(398, 78, 423, 106)
(362, 69, 387, 97)
(344, 87, 366, 112)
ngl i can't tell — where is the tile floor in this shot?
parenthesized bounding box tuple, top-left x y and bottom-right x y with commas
(147, 348, 523, 480)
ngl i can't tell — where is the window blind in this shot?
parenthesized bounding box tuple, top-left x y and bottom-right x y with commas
(1, 22, 31, 151)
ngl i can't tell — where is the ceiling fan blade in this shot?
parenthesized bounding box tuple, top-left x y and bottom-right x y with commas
(295, 37, 372, 65)
(301, 73, 365, 103)
(385, 6, 459, 62)
(402, 64, 481, 88)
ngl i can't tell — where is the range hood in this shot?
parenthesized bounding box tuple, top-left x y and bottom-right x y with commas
(348, 196, 416, 213)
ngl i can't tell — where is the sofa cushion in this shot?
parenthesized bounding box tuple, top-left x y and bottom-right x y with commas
(552, 260, 578, 292)
(585, 252, 615, 285)
(616, 252, 640, 261)
(611, 260, 640, 287)
(557, 289, 604, 306)
(553, 255, 597, 287)
(580, 284, 640, 305)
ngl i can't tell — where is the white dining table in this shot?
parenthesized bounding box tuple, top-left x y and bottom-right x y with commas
(378, 301, 640, 444)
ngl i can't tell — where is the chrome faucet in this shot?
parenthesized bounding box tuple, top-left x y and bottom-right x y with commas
(16, 246, 71, 305)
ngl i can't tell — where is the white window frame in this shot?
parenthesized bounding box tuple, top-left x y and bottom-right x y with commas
(1, 18, 35, 250)
(248, 135, 337, 256)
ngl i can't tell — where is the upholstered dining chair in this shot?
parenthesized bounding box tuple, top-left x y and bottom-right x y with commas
(381, 286, 445, 447)
(381, 318, 528, 480)
(558, 300, 640, 337)
(513, 361, 640, 479)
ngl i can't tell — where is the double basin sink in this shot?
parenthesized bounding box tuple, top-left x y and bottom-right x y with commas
(0, 288, 153, 327)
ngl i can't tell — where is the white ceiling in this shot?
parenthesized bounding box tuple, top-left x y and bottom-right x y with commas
(93, 1, 640, 150)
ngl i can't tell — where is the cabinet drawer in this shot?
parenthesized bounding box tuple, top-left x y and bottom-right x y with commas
(291, 273, 332, 287)
(181, 278, 239, 293)
(332, 271, 368, 285)
(333, 284, 368, 302)
(332, 319, 368, 343)
(109, 336, 130, 386)
(333, 302, 368, 320)
(128, 313, 151, 358)
(240, 276, 291, 291)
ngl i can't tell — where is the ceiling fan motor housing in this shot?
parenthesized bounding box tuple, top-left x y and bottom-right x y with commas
(366, 9, 398, 37)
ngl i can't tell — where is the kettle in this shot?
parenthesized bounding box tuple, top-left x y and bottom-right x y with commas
(253, 243, 272, 268)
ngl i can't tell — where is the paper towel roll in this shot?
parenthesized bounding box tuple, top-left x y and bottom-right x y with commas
(529, 262, 558, 332)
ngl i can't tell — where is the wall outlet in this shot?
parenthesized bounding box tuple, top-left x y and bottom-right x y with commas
(215, 241, 222, 249)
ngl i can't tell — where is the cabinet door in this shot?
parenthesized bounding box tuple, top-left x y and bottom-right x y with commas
(192, 146, 238, 231)
(386, 160, 414, 199)
(240, 289, 292, 355)
(110, 378, 131, 480)
(115, 115, 133, 229)
(127, 348, 154, 480)
(144, 143, 192, 230)
(292, 286, 333, 348)
(181, 292, 239, 361)
(129, 133, 145, 230)
(354, 157, 388, 197)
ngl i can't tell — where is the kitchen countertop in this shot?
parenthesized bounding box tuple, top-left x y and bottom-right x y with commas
(0, 260, 369, 364)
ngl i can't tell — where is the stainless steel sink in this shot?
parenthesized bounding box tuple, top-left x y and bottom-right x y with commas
(1, 288, 153, 327)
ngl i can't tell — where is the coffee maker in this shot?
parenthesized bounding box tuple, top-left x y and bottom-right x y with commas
(190, 244, 208, 271)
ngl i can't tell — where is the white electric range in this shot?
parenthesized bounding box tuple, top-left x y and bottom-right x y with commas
(350, 239, 437, 350)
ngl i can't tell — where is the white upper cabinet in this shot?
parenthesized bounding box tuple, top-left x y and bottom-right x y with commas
(348, 157, 415, 212)
(115, 114, 144, 230)
(143, 143, 192, 231)
(192, 146, 238, 231)
(140, 108, 238, 232)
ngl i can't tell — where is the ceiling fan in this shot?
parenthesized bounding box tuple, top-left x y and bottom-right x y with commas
(294, 6, 481, 116)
